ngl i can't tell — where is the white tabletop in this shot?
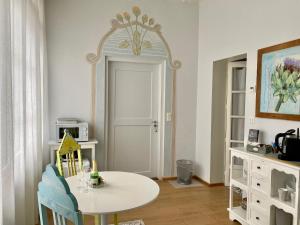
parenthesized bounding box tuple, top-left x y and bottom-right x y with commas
(66, 171, 160, 215)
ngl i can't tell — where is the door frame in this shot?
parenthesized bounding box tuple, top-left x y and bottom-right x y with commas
(104, 56, 167, 179)
(224, 61, 247, 186)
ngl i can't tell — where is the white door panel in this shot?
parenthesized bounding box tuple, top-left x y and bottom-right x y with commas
(113, 126, 152, 173)
(114, 69, 152, 119)
(108, 61, 159, 178)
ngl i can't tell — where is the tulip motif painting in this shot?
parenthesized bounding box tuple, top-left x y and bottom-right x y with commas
(112, 6, 159, 56)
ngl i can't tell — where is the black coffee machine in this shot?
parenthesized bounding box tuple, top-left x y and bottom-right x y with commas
(275, 128, 300, 161)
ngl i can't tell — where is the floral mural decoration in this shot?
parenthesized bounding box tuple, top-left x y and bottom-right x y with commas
(111, 6, 161, 56)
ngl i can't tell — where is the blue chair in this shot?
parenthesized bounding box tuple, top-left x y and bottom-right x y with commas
(37, 164, 83, 225)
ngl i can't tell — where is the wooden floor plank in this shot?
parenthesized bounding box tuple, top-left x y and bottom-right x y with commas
(45, 180, 239, 225)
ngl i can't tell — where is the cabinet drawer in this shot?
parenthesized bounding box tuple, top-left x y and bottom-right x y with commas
(250, 207, 268, 225)
(252, 160, 268, 176)
(251, 176, 268, 194)
(250, 191, 269, 210)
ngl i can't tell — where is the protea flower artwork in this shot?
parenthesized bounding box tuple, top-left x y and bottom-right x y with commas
(271, 57, 300, 112)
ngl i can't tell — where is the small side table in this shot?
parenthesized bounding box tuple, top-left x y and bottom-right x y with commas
(49, 139, 98, 165)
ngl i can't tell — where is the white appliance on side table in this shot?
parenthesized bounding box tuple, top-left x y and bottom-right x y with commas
(229, 147, 299, 225)
(56, 118, 88, 142)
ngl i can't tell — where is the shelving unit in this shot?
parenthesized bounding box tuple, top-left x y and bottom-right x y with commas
(229, 151, 249, 224)
(231, 177, 248, 190)
(270, 197, 295, 214)
(232, 206, 247, 221)
(270, 205, 293, 225)
(228, 147, 300, 225)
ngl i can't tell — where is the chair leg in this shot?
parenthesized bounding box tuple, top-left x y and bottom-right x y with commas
(82, 215, 86, 224)
(114, 214, 118, 225)
(94, 215, 101, 225)
(38, 203, 48, 225)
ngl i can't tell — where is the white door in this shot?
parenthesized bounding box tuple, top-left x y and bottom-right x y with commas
(224, 61, 247, 186)
(108, 61, 160, 178)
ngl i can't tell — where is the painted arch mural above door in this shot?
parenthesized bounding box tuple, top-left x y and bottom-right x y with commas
(87, 6, 181, 69)
(86, 6, 181, 177)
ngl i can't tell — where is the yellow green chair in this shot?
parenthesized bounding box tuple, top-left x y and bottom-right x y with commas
(56, 129, 82, 177)
(56, 130, 119, 225)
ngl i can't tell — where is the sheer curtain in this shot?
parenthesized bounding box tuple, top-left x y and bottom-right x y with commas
(0, 0, 47, 224)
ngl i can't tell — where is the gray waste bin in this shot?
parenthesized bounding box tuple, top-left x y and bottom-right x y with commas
(177, 159, 193, 185)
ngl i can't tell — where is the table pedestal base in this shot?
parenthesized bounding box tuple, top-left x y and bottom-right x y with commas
(101, 214, 108, 225)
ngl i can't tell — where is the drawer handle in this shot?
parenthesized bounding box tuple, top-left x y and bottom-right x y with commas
(256, 216, 260, 220)
(257, 166, 261, 169)
(257, 183, 260, 187)
(256, 200, 260, 204)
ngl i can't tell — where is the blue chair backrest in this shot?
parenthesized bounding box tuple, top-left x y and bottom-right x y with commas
(37, 164, 83, 225)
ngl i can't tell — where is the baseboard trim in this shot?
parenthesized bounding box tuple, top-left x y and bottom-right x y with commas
(208, 182, 224, 187)
(161, 176, 177, 181)
(192, 175, 209, 186)
(161, 175, 224, 187)
(193, 175, 224, 187)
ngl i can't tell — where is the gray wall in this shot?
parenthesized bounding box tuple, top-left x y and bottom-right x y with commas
(210, 60, 227, 183)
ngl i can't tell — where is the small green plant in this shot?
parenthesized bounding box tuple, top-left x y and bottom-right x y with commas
(271, 58, 300, 112)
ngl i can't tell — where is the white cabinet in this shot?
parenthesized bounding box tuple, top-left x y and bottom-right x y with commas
(228, 147, 300, 225)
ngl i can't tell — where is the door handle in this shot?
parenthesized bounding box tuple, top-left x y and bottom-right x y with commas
(152, 120, 158, 132)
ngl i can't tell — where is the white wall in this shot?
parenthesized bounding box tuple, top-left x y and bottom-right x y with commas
(196, 0, 300, 183)
(45, 0, 198, 167)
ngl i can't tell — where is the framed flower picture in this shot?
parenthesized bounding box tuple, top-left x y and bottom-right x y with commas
(256, 39, 300, 121)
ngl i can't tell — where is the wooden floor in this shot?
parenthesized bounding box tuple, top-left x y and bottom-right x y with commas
(77, 180, 239, 225)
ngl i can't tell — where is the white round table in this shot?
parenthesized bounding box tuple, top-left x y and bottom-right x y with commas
(66, 171, 160, 225)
